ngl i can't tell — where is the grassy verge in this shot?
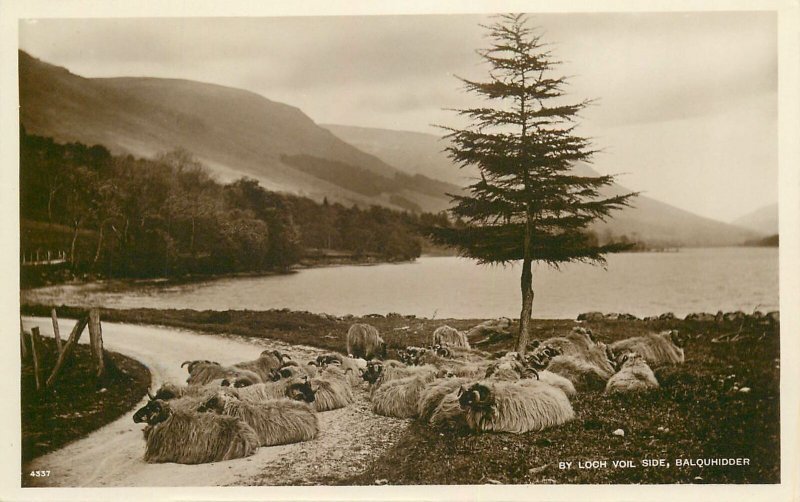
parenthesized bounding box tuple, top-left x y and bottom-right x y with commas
(20, 304, 780, 484)
(21, 336, 151, 473)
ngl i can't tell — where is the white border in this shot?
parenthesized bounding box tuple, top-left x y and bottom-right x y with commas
(1, 1, 797, 501)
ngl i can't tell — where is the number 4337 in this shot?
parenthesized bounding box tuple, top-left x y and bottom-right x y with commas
(29, 470, 50, 477)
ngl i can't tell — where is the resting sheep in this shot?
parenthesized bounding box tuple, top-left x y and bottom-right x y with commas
(431, 325, 471, 349)
(198, 392, 319, 446)
(610, 330, 685, 367)
(309, 366, 355, 412)
(346, 323, 386, 360)
(184, 360, 263, 386)
(132, 400, 259, 464)
(232, 350, 290, 382)
(605, 352, 660, 394)
(371, 372, 437, 418)
(417, 377, 469, 422)
(545, 355, 613, 392)
(231, 378, 316, 404)
(458, 380, 575, 434)
(362, 360, 438, 391)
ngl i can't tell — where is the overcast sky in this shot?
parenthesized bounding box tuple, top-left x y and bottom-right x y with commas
(19, 12, 777, 222)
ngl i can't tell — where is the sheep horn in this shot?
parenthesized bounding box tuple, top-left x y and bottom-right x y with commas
(147, 391, 155, 400)
(181, 361, 191, 368)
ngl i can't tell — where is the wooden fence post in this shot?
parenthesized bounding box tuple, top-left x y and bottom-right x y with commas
(20, 319, 28, 359)
(51, 308, 63, 353)
(46, 316, 88, 388)
(30, 327, 42, 391)
(87, 309, 105, 379)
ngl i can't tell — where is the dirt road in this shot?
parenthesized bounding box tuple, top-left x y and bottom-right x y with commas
(21, 317, 409, 487)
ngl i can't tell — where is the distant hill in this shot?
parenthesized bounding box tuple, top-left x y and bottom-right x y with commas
(732, 203, 778, 235)
(18, 50, 458, 214)
(325, 124, 761, 247)
(322, 124, 478, 186)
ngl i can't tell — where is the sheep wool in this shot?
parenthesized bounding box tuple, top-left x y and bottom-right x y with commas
(310, 371, 355, 412)
(417, 378, 470, 422)
(605, 353, 660, 394)
(545, 355, 613, 392)
(143, 407, 259, 464)
(460, 380, 574, 434)
(610, 331, 685, 367)
(371, 372, 437, 418)
(346, 323, 386, 360)
(533, 370, 577, 397)
(203, 393, 319, 446)
(431, 325, 471, 349)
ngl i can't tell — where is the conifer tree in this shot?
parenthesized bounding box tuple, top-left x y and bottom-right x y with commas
(429, 14, 637, 354)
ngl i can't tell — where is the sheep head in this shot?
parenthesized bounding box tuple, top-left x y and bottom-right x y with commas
(458, 383, 494, 409)
(133, 399, 171, 425)
(152, 383, 180, 401)
(432, 344, 451, 358)
(286, 377, 315, 403)
(197, 393, 226, 414)
(362, 360, 384, 384)
(668, 330, 687, 348)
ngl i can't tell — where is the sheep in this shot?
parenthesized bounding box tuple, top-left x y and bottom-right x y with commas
(610, 330, 685, 367)
(533, 371, 577, 397)
(431, 325, 470, 349)
(605, 352, 660, 394)
(397, 346, 430, 366)
(185, 360, 263, 386)
(530, 331, 615, 376)
(544, 354, 613, 392)
(132, 400, 259, 464)
(467, 317, 513, 340)
(417, 377, 470, 422)
(371, 372, 438, 418)
(362, 360, 438, 390)
(439, 345, 492, 363)
(150, 381, 230, 401)
(197, 392, 319, 446)
(309, 366, 355, 412)
(276, 362, 317, 380)
(428, 389, 468, 430)
(314, 354, 365, 386)
(231, 377, 316, 405)
(346, 323, 386, 360)
(232, 350, 289, 382)
(457, 380, 575, 434)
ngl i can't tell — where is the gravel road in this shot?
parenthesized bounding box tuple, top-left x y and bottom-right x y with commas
(21, 317, 409, 487)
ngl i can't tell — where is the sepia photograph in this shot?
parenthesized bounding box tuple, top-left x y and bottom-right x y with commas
(3, 1, 799, 499)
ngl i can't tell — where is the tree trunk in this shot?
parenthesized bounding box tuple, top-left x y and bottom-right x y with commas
(517, 256, 534, 355)
(30, 327, 43, 391)
(70, 221, 80, 266)
(87, 309, 105, 379)
(516, 212, 535, 355)
(93, 222, 105, 264)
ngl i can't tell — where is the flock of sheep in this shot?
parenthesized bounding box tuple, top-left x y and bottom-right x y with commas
(131, 321, 686, 465)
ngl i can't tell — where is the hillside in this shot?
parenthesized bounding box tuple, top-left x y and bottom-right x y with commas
(18, 51, 456, 214)
(732, 203, 778, 235)
(326, 124, 760, 247)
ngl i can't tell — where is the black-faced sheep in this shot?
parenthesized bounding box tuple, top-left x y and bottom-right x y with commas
(362, 360, 438, 391)
(610, 330, 685, 367)
(431, 325, 471, 349)
(346, 323, 386, 360)
(133, 400, 259, 464)
(370, 372, 438, 418)
(457, 380, 574, 434)
(308, 366, 355, 412)
(417, 377, 470, 422)
(231, 378, 316, 405)
(197, 392, 319, 446)
(605, 352, 660, 394)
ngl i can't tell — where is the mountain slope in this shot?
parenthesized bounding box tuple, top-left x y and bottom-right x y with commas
(18, 51, 455, 213)
(325, 124, 760, 247)
(732, 203, 778, 235)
